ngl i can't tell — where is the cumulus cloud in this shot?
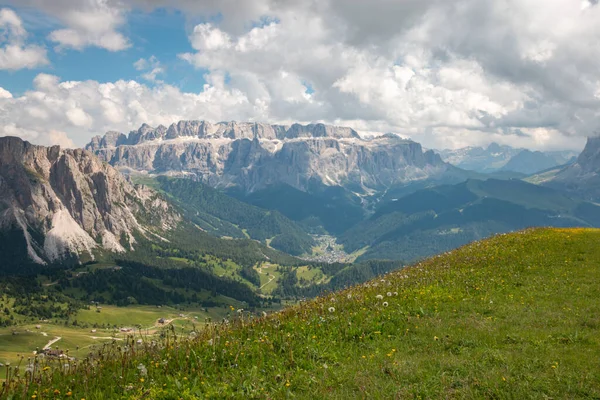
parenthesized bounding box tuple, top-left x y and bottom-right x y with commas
(2, 0, 599, 151)
(0, 73, 265, 147)
(0, 8, 48, 70)
(172, 0, 600, 150)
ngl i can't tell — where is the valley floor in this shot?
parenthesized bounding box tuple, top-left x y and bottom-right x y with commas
(3, 228, 600, 399)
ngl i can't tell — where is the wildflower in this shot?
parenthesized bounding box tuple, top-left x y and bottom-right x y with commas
(137, 363, 148, 377)
(328, 307, 335, 313)
(376, 295, 384, 300)
(434, 336, 439, 341)
(347, 294, 352, 299)
(140, 378, 145, 383)
(387, 292, 392, 297)
(66, 392, 72, 397)
(382, 302, 389, 307)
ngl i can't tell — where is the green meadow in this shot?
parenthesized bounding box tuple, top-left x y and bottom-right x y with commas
(2, 228, 600, 399)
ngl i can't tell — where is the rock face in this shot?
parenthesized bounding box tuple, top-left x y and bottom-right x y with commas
(86, 121, 448, 193)
(0, 136, 179, 265)
(544, 136, 600, 200)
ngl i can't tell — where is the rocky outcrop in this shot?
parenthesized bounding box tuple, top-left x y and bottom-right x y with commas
(86, 121, 447, 193)
(0, 136, 179, 265)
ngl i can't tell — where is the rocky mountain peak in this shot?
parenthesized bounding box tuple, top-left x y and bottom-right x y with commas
(0, 136, 179, 265)
(576, 136, 600, 173)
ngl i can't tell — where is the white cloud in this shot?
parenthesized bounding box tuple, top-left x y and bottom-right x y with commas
(2, 0, 600, 151)
(0, 87, 12, 98)
(0, 8, 48, 70)
(5, 1, 129, 52)
(0, 73, 262, 147)
(133, 55, 164, 82)
(47, 130, 75, 148)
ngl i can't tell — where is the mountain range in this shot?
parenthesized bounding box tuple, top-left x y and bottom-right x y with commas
(2, 124, 600, 299)
(437, 142, 577, 174)
(86, 121, 450, 194)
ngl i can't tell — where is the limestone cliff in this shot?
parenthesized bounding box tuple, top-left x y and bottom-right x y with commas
(0, 136, 179, 265)
(86, 121, 448, 193)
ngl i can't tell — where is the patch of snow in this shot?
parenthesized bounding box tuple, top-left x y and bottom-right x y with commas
(43, 209, 97, 261)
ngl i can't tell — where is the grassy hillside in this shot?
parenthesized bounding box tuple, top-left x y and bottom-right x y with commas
(3, 228, 599, 399)
(342, 179, 600, 262)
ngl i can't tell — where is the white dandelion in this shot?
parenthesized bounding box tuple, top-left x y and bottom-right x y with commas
(376, 295, 384, 300)
(328, 307, 335, 313)
(137, 363, 148, 377)
(383, 302, 389, 307)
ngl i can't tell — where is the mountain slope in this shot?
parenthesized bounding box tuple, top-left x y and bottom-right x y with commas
(341, 178, 600, 261)
(9, 228, 600, 399)
(150, 176, 315, 256)
(228, 182, 366, 234)
(86, 121, 452, 194)
(543, 136, 600, 201)
(0, 136, 180, 268)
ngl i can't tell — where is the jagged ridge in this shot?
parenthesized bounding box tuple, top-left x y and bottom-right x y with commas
(86, 121, 447, 193)
(0, 136, 179, 265)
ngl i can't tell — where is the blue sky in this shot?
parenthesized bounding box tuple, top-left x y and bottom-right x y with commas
(0, 1, 597, 151)
(0, 7, 208, 95)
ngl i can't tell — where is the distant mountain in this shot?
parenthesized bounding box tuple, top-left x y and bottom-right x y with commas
(542, 136, 600, 201)
(340, 178, 600, 262)
(438, 142, 577, 174)
(437, 143, 521, 172)
(86, 121, 452, 194)
(0, 136, 180, 268)
(501, 149, 576, 175)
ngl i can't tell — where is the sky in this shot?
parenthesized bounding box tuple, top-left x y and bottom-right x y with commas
(0, 0, 599, 151)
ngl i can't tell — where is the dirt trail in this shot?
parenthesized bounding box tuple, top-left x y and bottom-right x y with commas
(43, 337, 61, 350)
(260, 275, 275, 289)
